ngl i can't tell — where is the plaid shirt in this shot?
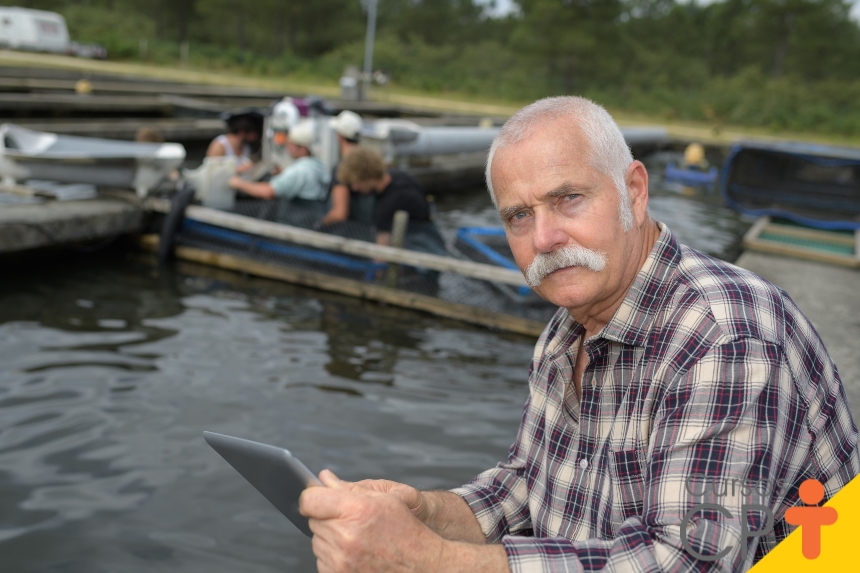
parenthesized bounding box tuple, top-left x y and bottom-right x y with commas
(452, 224, 858, 572)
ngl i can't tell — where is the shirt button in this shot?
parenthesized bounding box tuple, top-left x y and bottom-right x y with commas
(579, 458, 589, 470)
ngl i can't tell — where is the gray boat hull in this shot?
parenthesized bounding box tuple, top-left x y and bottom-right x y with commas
(0, 123, 186, 196)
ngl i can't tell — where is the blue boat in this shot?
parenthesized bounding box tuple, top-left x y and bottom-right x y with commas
(720, 140, 860, 231)
(664, 162, 718, 186)
(454, 226, 537, 300)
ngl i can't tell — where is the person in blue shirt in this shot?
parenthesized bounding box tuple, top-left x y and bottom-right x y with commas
(228, 120, 329, 227)
(228, 120, 328, 202)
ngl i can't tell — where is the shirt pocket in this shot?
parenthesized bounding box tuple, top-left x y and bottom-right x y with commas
(609, 448, 646, 528)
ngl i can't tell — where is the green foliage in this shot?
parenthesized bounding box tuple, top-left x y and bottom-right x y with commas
(56, 2, 154, 58)
(14, 0, 860, 137)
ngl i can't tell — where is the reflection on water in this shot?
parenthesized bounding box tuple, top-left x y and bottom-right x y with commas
(0, 249, 533, 572)
(0, 167, 752, 572)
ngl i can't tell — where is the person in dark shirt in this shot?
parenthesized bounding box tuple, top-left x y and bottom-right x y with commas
(336, 147, 445, 256)
(320, 110, 371, 227)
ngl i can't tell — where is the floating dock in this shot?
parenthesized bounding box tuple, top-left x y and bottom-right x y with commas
(0, 192, 142, 253)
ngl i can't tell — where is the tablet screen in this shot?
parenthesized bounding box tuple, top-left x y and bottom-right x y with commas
(203, 431, 323, 537)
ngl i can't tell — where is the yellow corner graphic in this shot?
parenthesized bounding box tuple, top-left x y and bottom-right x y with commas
(751, 474, 860, 571)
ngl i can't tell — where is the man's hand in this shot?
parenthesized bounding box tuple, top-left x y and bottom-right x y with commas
(352, 477, 433, 523)
(352, 476, 487, 544)
(300, 470, 446, 573)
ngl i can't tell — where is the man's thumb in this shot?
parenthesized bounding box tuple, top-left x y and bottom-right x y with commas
(319, 469, 349, 489)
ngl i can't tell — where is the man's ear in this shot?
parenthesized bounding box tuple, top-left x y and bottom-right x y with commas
(626, 160, 649, 226)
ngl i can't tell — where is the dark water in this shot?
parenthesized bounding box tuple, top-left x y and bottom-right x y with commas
(0, 161, 751, 572)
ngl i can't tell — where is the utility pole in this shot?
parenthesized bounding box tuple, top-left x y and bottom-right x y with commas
(362, 0, 378, 101)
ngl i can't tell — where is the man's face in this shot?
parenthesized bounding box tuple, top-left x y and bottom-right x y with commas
(286, 140, 306, 159)
(239, 129, 261, 146)
(491, 119, 641, 312)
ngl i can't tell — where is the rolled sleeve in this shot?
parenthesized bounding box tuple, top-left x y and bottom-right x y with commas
(451, 465, 532, 543)
(500, 520, 659, 573)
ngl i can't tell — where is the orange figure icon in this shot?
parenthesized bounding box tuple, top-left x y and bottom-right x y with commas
(785, 479, 838, 559)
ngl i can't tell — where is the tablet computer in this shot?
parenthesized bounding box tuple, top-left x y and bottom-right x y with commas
(203, 431, 323, 537)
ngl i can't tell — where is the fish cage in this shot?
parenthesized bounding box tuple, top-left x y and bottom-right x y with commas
(721, 140, 860, 231)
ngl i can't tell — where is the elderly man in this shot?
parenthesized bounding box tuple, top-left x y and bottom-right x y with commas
(300, 97, 859, 572)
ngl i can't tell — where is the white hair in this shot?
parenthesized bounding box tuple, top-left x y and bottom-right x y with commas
(486, 96, 635, 231)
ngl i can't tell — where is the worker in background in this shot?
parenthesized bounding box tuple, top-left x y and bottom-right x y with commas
(135, 127, 164, 143)
(207, 111, 264, 174)
(228, 119, 329, 226)
(320, 110, 370, 227)
(336, 146, 446, 256)
(269, 98, 302, 171)
(681, 142, 710, 171)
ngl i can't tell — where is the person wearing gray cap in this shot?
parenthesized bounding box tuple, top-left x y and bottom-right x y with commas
(228, 120, 329, 225)
(320, 110, 373, 227)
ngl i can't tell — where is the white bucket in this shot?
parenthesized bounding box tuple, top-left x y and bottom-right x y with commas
(183, 157, 237, 210)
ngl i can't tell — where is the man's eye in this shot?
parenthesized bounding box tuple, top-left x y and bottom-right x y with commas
(562, 194, 579, 202)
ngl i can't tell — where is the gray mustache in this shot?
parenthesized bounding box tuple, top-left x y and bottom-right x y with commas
(524, 245, 608, 288)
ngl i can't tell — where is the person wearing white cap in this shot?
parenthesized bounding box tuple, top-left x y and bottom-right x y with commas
(228, 119, 329, 203)
(330, 109, 363, 144)
(320, 110, 369, 227)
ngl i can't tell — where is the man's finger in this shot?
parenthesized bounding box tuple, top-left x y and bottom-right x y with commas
(319, 469, 348, 489)
(299, 486, 354, 520)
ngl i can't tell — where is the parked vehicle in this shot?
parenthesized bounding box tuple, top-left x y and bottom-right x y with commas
(0, 7, 69, 54)
(67, 41, 107, 60)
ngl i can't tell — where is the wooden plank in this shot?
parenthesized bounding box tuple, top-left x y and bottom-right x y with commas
(743, 236, 860, 268)
(145, 200, 529, 287)
(764, 222, 856, 247)
(8, 118, 224, 141)
(742, 216, 771, 246)
(856, 229, 860, 264)
(743, 215, 859, 267)
(0, 92, 174, 114)
(136, 234, 544, 337)
(0, 76, 286, 99)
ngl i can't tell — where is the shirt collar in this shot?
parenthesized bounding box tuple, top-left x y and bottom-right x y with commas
(597, 222, 681, 348)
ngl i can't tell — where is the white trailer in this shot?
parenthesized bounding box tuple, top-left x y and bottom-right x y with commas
(0, 7, 69, 54)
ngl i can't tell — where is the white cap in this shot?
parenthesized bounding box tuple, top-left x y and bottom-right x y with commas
(289, 120, 315, 148)
(329, 110, 363, 140)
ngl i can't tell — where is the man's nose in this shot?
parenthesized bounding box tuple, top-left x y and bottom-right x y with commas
(532, 208, 568, 253)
